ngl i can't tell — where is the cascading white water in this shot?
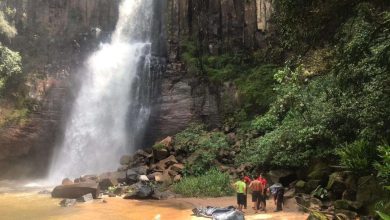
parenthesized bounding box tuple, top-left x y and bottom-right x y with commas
(49, 0, 154, 182)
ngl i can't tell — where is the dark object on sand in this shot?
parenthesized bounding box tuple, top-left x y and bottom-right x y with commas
(192, 206, 245, 220)
(59, 199, 77, 207)
(52, 182, 100, 199)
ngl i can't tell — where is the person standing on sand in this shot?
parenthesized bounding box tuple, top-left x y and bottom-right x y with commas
(274, 187, 284, 212)
(249, 178, 264, 213)
(233, 176, 247, 212)
(243, 176, 251, 209)
(270, 183, 284, 212)
(258, 173, 268, 211)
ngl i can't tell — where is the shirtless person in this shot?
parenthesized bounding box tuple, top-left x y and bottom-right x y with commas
(249, 178, 264, 213)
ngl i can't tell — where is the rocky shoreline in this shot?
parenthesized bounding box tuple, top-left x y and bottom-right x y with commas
(48, 136, 387, 220)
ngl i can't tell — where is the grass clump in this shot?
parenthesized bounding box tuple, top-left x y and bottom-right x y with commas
(173, 169, 234, 197)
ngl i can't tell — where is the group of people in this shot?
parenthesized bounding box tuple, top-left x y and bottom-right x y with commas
(234, 174, 284, 214)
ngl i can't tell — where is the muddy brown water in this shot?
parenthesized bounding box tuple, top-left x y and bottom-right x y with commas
(0, 192, 193, 220)
(0, 181, 308, 220)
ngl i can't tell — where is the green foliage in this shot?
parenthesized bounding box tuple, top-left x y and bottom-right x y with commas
(375, 186, 390, 219)
(180, 39, 278, 113)
(174, 123, 206, 152)
(236, 2, 390, 170)
(173, 123, 230, 176)
(376, 211, 390, 220)
(374, 145, 390, 185)
(0, 107, 29, 128)
(337, 140, 377, 174)
(251, 112, 279, 135)
(181, 40, 203, 76)
(235, 65, 278, 113)
(173, 169, 234, 197)
(311, 186, 328, 200)
(152, 142, 165, 151)
(0, 44, 22, 96)
(0, 11, 17, 38)
(183, 131, 229, 176)
(273, 0, 356, 53)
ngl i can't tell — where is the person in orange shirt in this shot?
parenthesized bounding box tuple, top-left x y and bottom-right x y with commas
(249, 178, 264, 213)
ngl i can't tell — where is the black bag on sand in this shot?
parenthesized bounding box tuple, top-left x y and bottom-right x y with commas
(192, 206, 245, 220)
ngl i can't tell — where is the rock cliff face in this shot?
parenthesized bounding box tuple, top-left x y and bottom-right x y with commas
(149, 0, 273, 140)
(0, 0, 274, 178)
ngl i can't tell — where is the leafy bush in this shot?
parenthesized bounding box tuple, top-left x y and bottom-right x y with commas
(173, 169, 234, 197)
(183, 131, 230, 176)
(174, 123, 206, 152)
(173, 123, 231, 175)
(251, 112, 279, 135)
(374, 145, 390, 185)
(336, 140, 377, 174)
(0, 44, 22, 96)
(236, 2, 389, 170)
(235, 65, 278, 113)
(152, 142, 165, 151)
(0, 11, 17, 38)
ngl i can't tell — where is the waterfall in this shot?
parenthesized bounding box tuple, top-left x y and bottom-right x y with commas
(48, 0, 155, 181)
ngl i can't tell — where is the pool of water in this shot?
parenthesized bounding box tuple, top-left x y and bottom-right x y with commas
(0, 192, 193, 220)
(0, 180, 193, 220)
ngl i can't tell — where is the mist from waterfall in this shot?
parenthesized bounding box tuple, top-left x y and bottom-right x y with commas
(48, 0, 154, 182)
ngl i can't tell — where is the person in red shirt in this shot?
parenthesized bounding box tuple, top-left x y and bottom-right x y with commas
(243, 176, 251, 209)
(257, 173, 268, 212)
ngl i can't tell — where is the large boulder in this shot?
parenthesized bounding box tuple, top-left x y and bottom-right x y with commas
(80, 175, 99, 183)
(268, 170, 296, 186)
(152, 190, 176, 200)
(295, 194, 311, 212)
(342, 189, 356, 201)
(170, 163, 185, 173)
(132, 166, 149, 175)
(159, 136, 173, 149)
(159, 155, 178, 168)
(120, 155, 133, 165)
(139, 175, 149, 181)
(126, 169, 139, 184)
(356, 176, 386, 207)
(327, 172, 347, 200)
(98, 172, 126, 189)
(148, 172, 163, 182)
(52, 182, 100, 199)
(173, 174, 182, 182)
(77, 193, 93, 203)
(305, 180, 321, 194)
(123, 183, 154, 199)
(62, 178, 73, 185)
(295, 180, 306, 193)
(153, 149, 170, 161)
(307, 161, 331, 185)
(162, 170, 173, 185)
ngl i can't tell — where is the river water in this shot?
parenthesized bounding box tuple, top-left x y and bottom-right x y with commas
(0, 193, 193, 220)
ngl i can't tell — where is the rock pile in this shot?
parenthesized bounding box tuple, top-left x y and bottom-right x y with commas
(51, 137, 183, 202)
(293, 162, 387, 219)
